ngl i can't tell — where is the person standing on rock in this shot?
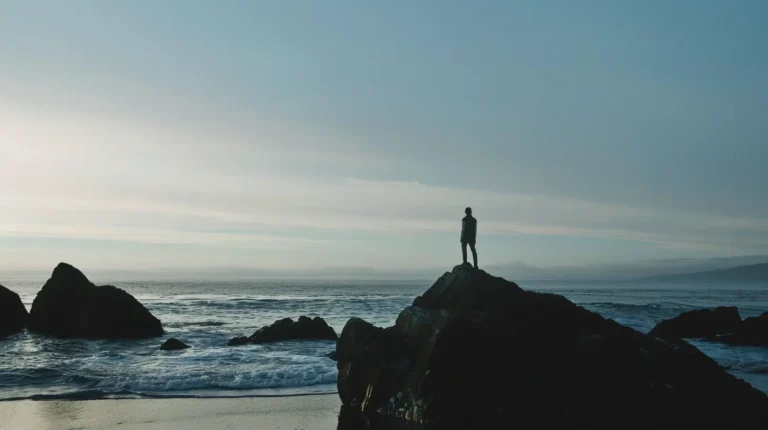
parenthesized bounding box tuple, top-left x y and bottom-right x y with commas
(461, 207, 478, 269)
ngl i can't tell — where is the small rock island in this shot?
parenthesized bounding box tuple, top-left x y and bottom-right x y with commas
(229, 316, 338, 346)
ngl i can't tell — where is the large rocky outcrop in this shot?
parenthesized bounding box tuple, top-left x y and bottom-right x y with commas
(649, 306, 742, 339)
(228, 316, 337, 346)
(336, 263, 768, 429)
(707, 312, 768, 346)
(0, 284, 28, 337)
(29, 263, 163, 339)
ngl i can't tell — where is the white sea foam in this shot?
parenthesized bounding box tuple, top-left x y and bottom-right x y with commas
(94, 361, 338, 392)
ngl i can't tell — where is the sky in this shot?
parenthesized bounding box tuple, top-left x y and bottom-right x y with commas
(1, 1, 767, 275)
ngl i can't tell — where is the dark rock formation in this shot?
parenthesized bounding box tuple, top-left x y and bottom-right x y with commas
(160, 338, 190, 350)
(336, 263, 768, 429)
(251, 316, 338, 343)
(228, 336, 249, 346)
(29, 263, 163, 339)
(708, 312, 768, 346)
(649, 306, 742, 339)
(0, 284, 28, 337)
(651, 307, 768, 347)
(228, 316, 337, 346)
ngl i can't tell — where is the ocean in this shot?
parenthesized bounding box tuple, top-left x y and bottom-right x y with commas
(2, 276, 768, 401)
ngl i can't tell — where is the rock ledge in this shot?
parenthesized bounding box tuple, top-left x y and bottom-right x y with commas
(336, 263, 768, 428)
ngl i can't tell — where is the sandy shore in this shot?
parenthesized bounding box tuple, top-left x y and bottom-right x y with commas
(0, 394, 342, 430)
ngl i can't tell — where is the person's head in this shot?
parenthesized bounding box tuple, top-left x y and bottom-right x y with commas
(465, 207, 472, 215)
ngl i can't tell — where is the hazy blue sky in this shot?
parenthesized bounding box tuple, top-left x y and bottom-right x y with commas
(1, 1, 767, 273)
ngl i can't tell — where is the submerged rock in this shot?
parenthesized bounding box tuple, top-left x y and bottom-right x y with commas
(0, 284, 29, 337)
(29, 263, 163, 339)
(228, 316, 338, 346)
(227, 336, 249, 346)
(251, 316, 338, 343)
(649, 306, 742, 339)
(336, 263, 768, 429)
(160, 338, 190, 350)
(708, 312, 768, 346)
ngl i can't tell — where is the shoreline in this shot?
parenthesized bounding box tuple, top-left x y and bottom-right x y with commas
(0, 390, 339, 402)
(0, 385, 339, 402)
(3, 368, 766, 403)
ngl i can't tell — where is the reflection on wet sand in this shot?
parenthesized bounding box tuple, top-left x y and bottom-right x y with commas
(337, 406, 429, 430)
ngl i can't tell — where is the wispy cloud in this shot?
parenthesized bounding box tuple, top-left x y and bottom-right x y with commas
(3, 109, 768, 261)
(2, 0, 767, 272)
(4, 133, 767, 257)
(1, 222, 329, 249)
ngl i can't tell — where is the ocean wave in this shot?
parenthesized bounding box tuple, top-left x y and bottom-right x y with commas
(579, 301, 694, 310)
(576, 302, 700, 320)
(729, 364, 768, 374)
(91, 361, 338, 393)
(688, 339, 768, 375)
(165, 320, 229, 328)
(0, 368, 63, 386)
(719, 360, 768, 374)
(0, 360, 339, 400)
(149, 294, 408, 304)
(0, 369, 103, 397)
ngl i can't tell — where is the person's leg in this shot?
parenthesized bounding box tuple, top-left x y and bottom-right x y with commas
(461, 241, 468, 264)
(469, 242, 478, 269)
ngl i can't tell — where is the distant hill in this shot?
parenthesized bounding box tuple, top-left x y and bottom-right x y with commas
(486, 256, 768, 282)
(642, 262, 768, 283)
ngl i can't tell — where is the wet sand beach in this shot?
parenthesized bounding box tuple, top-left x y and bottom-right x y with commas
(0, 394, 342, 430)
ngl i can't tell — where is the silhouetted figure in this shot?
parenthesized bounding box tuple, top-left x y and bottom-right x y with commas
(461, 207, 478, 269)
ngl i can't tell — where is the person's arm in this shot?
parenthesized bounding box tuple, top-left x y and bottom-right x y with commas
(461, 219, 466, 242)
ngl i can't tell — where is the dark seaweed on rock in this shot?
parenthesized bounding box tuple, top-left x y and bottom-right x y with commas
(336, 263, 768, 429)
